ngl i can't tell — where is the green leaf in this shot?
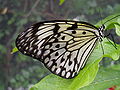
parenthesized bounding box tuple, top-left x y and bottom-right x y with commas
(0, 82, 4, 90)
(80, 65, 120, 90)
(0, 44, 7, 54)
(11, 47, 18, 54)
(59, 0, 65, 5)
(117, 17, 120, 24)
(102, 39, 120, 60)
(114, 24, 120, 36)
(96, 13, 120, 29)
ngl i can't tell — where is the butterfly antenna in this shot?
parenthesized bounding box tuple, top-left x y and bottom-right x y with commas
(110, 34, 117, 49)
(106, 34, 117, 49)
(99, 39, 104, 55)
(103, 15, 120, 50)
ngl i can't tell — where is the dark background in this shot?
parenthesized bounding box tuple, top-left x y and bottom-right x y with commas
(0, 0, 120, 90)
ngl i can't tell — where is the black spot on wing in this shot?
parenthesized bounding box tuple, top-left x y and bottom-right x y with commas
(54, 38, 58, 42)
(61, 58, 65, 63)
(55, 52, 59, 56)
(50, 49, 54, 53)
(55, 44, 60, 48)
(53, 24, 60, 34)
(57, 33, 61, 37)
(67, 54, 71, 58)
(67, 22, 77, 30)
(61, 36, 65, 40)
(72, 31, 76, 34)
(82, 31, 86, 35)
(74, 57, 77, 64)
(68, 61, 72, 66)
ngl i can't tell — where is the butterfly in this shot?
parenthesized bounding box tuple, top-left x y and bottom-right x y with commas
(16, 20, 105, 79)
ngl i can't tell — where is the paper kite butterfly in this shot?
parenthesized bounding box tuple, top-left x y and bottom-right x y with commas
(16, 20, 105, 79)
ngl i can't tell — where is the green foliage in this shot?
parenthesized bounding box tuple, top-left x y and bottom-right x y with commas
(59, 0, 65, 5)
(30, 14, 120, 90)
(10, 65, 49, 88)
(0, 82, 4, 90)
(114, 24, 120, 36)
(11, 47, 18, 54)
(96, 13, 120, 29)
(0, 44, 7, 54)
(80, 65, 120, 90)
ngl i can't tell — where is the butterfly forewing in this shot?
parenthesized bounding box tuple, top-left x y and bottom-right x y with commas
(16, 20, 100, 79)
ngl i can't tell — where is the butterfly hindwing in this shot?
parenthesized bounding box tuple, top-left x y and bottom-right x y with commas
(16, 20, 99, 78)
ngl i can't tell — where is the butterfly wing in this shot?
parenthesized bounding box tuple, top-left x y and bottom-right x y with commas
(16, 20, 99, 79)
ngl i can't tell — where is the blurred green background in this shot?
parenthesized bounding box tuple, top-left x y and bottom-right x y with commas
(0, 0, 120, 90)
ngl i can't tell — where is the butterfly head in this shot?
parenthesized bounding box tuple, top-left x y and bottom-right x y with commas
(98, 24, 105, 38)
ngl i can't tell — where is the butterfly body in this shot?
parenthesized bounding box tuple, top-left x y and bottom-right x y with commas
(16, 20, 105, 79)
